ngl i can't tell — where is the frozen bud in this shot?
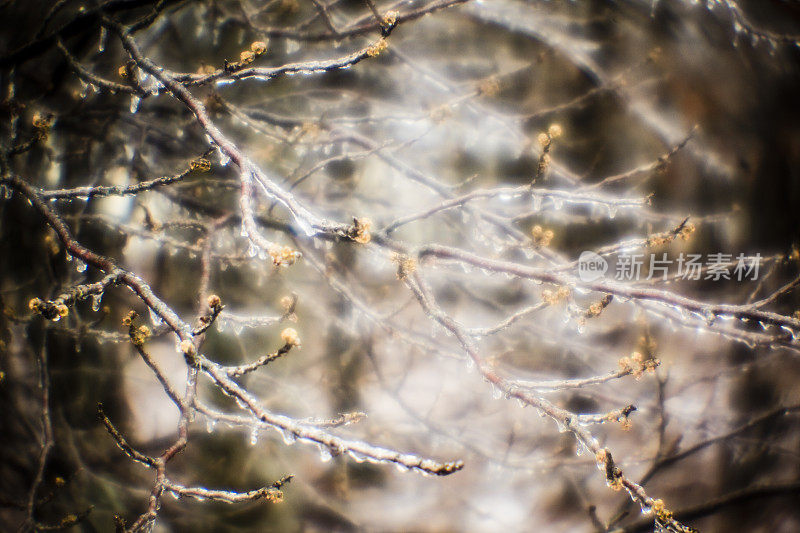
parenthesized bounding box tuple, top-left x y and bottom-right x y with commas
(366, 38, 388, 58)
(280, 295, 293, 310)
(478, 77, 500, 97)
(28, 297, 42, 311)
(281, 327, 300, 347)
(264, 490, 284, 503)
(240, 50, 255, 64)
(547, 123, 563, 138)
(537, 132, 550, 148)
(56, 304, 69, 318)
(122, 310, 137, 326)
(383, 10, 398, 26)
(179, 339, 196, 356)
(207, 294, 221, 309)
(190, 158, 211, 172)
(118, 65, 129, 78)
(250, 41, 267, 55)
(352, 217, 372, 244)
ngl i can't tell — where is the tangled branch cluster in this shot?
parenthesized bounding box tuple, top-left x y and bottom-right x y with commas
(1, 0, 799, 531)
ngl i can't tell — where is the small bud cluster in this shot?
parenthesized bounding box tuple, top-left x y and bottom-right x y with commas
(605, 404, 636, 431)
(32, 112, 54, 141)
(264, 489, 284, 503)
(349, 217, 372, 244)
(392, 253, 417, 280)
(240, 50, 255, 64)
(29, 297, 69, 321)
(534, 124, 562, 182)
(118, 60, 135, 79)
(595, 448, 623, 491)
(542, 286, 570, 305)
(537, 123, 563, 149)
(179, 339, 196, 356)
(268, 244, 301, 266)
(280, 327, 300, 347)
(478, 76, 500, 97)
(585, 294, 613, 318)
(190, 158, 211, 172)
(250, 41, 268, 55)
(280, 295, 295, 311)
(366, 38, 388, 58)
(207, 294, 222, 310)
(123, 311, 151, 346)
(618, 351, 660, 380)
(196, 294, 224, 333)
(121, 310, 137, 326)
(648, 498, 674, 522)
(646, 222, 696, 247)
(429, 104, 452, 124)
(531, 225, 554, 247)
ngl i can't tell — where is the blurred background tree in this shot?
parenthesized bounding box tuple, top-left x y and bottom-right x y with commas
(1, 0, 799, 531)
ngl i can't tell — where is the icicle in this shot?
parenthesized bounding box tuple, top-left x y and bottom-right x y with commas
(98, 26, 107, 52)
(318, 445, 333, 463)
(75, 258, 87, 273)
(130, 95, 141, 113)
(347, 450, 367, 463)
(149, 307, 164, 327)
(491, 384, 503, 400)
(280, 429, 297, 445)
(249, 427, 260, 446)
(91, 293, 102, 312)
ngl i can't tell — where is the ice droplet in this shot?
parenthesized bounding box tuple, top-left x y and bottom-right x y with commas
(130, 96, 141, 114)
(149, 307, 164, 327)
(347, 450, 367, 463)
(280, 429, 297, 445)
(91, 293, 102, 312)
(249, 428, 260, 446)
(491, 385, 503, 400)
(75, 259, 87, 273)
(318, 445, 333, 463)
(98, 26, 107, 52)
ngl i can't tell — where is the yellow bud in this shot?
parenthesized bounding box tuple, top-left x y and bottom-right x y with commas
(207, 294, 221, 309)
(179, 339, 196, 356)
(240, 50, 255, 64)
(250, 41, 267, 55)
(280, 327, 300, 346)
(353, 218, 372, 244)
(190, 158, 211, 172)
(548, 123, 563, 138)
(383, 11, 398, 26)
(366, 38, 388, 58)
(56, 304, 69, 318)
(537, 132, 550, 148)
(29, 297, 42, 311)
